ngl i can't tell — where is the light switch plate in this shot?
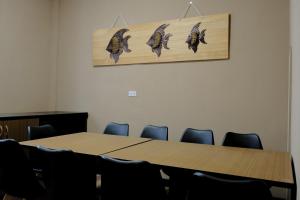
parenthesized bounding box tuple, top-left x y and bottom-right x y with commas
(128, 90, 137, 97)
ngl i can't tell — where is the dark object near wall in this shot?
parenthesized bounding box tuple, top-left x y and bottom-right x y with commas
(37, 112, 88, 135)
(0, 139, 45, 199)
(103, 122, 129, 136)
(222, 132, 263, 149)
(0, 111, 88, 141)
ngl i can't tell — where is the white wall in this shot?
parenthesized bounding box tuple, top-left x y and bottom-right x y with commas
(0, 0, 56, 113)
(0, 0, 293, 198)
(291, 0, 300, 199)
(55, 0, 289, 153)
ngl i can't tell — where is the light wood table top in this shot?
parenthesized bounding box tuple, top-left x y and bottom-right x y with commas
(20, 132, 151, 156)
(106, 140, 294, 186)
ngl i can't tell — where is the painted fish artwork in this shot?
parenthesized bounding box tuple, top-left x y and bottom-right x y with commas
(146, 24, 172, 57)
(106, 29, 131, 63)
(186, 22, 207, 53)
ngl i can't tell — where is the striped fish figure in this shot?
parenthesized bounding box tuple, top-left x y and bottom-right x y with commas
(106, 29, 131, 63)
(147, 24, 172, 57)
(186, 22, 207, 53)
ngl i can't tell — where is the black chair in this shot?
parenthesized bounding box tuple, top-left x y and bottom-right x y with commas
(27, 124, 57, 174)
(187, 172, 272, 200)
(98, 155, 167, 200)
(0, 139, 45, 200)
(27, 124, 56, 140)
(167, 129, 215, 200)
(222, 132, 263, 149)
(221, 132, 274, 191)
(37, 146, 92, 200)
(140, 125, 168, 140)
(99, 122, 129, 193)
(103, 122, 129, 136)
(181, 128, 214, 145)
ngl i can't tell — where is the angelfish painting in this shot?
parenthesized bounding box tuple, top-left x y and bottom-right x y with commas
(106, 29, 131, 63)
(186, 22, 207, 53)
(146, 24, 172, 57)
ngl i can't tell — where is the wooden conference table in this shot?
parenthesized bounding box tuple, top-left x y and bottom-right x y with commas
(21, 132, 151, 155)
(21, 132, 296, 200)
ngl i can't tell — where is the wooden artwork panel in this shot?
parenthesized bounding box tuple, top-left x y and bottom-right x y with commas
(93, 13, 230, 66)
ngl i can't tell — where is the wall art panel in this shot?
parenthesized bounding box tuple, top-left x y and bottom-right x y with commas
(93, 13, 230, 66)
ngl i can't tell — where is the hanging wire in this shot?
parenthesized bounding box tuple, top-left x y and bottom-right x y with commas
(111, 13, 129, 28)
(179, 1, 202, 21)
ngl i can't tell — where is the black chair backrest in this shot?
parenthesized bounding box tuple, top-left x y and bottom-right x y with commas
(187, 172, 272, 200)
(0, 139, 44, 199)
(27, 124, 56, 140)
(99, 155, 166, 200)
(181, 128, 214, 145)
(140, 125, 168, 140)
(37, 146, 87, 200)
(222, 132, 263, 149)
(103, 122, 129, 136)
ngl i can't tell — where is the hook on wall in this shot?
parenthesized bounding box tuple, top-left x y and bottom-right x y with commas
(179, 1, 203, 20)
(111, 13, 129, 28)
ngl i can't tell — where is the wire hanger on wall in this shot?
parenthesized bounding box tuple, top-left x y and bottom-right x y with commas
(179, 1, 203, 21)
(111, 13, 129, 28)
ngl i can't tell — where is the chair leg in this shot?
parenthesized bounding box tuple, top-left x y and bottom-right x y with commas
(2, 194, 22, 200)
